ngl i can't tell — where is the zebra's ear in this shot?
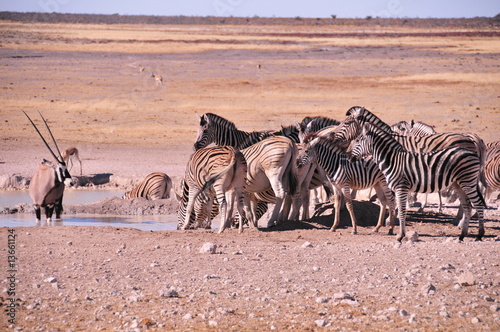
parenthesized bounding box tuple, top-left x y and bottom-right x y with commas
(410, 119, 415, 127)
(293, 120, 300, 130)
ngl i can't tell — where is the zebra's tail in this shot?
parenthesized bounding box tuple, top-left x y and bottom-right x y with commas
(193, 151, 242, 203)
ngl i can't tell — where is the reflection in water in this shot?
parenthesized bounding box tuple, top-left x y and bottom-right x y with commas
(1, 214, 182, 231)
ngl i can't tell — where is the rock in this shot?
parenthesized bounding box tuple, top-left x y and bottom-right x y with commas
(44, 277, 57, 283)
(421, 283, 436, 296)
(333, 292, 353, 301)
(208, 320, 218, 326)
(457, 272, 476, 286)
(150, 262, 160, 267)
(200, 242, 217, 254)
(182, 313, 193, 320)
(471, 317, 481, 324)
(490, 304, 499, 312)
(314, 319, 326, 327)
(301, 241, 314, 248)
(406, 231, 419, 242)
(159, 287, 179, 298)
(315, 296, 329, 303)
(399, 309, 408, 317)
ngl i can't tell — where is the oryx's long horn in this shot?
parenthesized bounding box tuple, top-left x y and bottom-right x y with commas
(23, 111, 61, 163)
(37, 110, 64, 162)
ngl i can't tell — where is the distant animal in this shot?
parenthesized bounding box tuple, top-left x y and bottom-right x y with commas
(139, 65, 145, 73)
(24, 111, 74, 223)
(151, 73, 163, 86)
(123, 172, 172, 200)
(61, 147, 82, 176)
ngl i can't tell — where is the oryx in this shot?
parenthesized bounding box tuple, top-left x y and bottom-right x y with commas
(24, 111, 74, 223)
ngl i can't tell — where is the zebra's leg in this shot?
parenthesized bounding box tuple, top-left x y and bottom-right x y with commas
(438, 192, 443, 213)
(267, 177, 286, 227)
(372, 184, 388, 233)
(182, 188, 198, 230)
(451, 184, 472, 241)
(395, 188, 409, 242)
(330, 186, 342, 232)
(341, 185, 358, 234)
(462, 184, 486, 241)
(201, 193, 215, 229)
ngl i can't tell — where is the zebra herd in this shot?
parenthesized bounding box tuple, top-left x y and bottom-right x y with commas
(127, 107, 499, 242)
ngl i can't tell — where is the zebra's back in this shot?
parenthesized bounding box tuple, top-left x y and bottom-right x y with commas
(124, 172, 172, 200)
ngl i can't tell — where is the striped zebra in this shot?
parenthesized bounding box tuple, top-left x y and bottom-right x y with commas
(297, 134, 396, 234)
(391, 120, 436, 136)
(177, 179, 219, 230)
(123, 172, 172, 200)
(194, 113, 301, 225)
(349, 122, 485, 242)
(180, 146, 247, 233)
(485, 141, 500, 200)
(296, 116, 340, 143)
(335, 107, 488, 193)
(240, 136, 299, 227)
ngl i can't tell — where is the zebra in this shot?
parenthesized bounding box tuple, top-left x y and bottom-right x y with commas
(123, 172, 172, 200)
(296, 116, 340, 143)
(335, 106, 487, 212)
(391, 120, 436, 137)
(297, 133, 396, 234)
(194, 113, 302, 225)
(240, 136, 299, 227)
(181, 146, 247, 233)
(177, 179, 219, 230)
(485, 141, 500, 200)
(349, 122, 486, 242)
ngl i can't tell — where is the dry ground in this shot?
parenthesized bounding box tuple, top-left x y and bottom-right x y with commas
(1, 19, 500, 331)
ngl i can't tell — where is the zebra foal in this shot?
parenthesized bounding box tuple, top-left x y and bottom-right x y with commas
(297, 134, 396, 234)
(123, 172, 172, 200)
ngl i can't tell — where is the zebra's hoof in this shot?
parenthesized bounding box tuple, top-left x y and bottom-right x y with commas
(388, 229, 394, 236)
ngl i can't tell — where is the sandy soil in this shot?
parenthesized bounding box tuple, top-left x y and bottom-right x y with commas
(1, 19, 500, 331)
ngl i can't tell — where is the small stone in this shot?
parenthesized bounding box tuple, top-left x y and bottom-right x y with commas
(457, 272, 476, 286)
(314, 319, 326, 327)
(471, 317, 481, 324)
(439, 310, 450, 318)
(51, 282, 60, 289)
(208, 320, 218, 326)
(408, 313, 417, 323)
(150, 262, 160, 267)
(159, 287, 179, 298)
(67, 241, 73, 246)
(316, 296, 329, 303)
(406, 231, 419, 242)
(484, 296, 494, 302)
(399, 309, 408, 317)
(302, 241, 314, 248)
(44, 277, 57, 283)
(120, 243, 126, 249)
(333, 292, 353, 301)
(490, 304, 499, 312)
(200, 242, 217, 254)
(421, 283, 436, 296)
(182, 313, 193, 320)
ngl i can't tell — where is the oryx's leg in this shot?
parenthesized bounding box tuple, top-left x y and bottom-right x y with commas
(34, 205, 41, 223)
(54, 197, 63, 219)
(45, 204, 55, 222)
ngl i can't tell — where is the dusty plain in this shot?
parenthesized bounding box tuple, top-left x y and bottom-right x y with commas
(1, 16, 500, 331)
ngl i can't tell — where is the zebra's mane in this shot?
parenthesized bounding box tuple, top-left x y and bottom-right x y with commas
(203, 113, 238, 131)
